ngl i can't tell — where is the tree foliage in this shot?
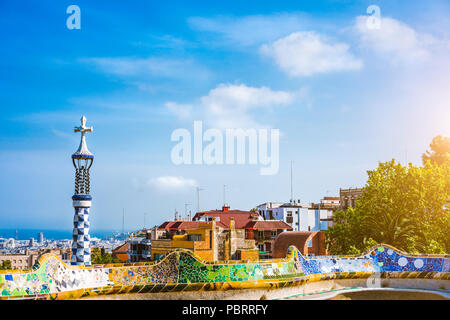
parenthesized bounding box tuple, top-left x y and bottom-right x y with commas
(422, 135, 450, 166)
(0, 260, 12, 270)
(91, 247, 122, 264)
(326, 158, 450, 255)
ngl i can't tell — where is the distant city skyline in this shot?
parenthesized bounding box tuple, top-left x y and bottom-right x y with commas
(1, 0, 449, 230)
(0, 229, 133, 241)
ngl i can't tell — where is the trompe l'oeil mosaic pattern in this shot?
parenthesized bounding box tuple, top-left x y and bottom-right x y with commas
(0, 245, 448, 299)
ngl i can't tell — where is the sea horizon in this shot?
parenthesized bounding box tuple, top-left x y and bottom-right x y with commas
(0, 228, 134, 241)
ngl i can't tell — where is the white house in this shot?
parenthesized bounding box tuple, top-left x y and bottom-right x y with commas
(256, 198, 336, 232)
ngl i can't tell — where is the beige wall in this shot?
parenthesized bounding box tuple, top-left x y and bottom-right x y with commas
(0, 249, 70, 270)
(0, 254, 35, 270)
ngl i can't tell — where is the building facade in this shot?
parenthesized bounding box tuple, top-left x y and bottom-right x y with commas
(127, 230, 152, 262)
(339, 188, 364, 210)
(0, 248, 71, 270)
(256, 198, 338, 232)
(192, 206, 292, 259)
(126, 206, 292, 262)
(151, 218, 259, 262)
(112, 242, 129, 262)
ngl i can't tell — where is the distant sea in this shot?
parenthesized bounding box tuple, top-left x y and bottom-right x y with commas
(0, 229, 130, 240)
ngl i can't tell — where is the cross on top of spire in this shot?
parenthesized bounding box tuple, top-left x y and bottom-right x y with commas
(74, 116, 93, 136)
(72, 116, 94, 158)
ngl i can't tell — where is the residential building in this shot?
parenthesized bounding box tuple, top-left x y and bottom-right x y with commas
(127, 205, 292, 262)
(339, 188, 364, 210)
(0, 238, 15, 249)
(0, 248, 71, 270)
(112, 242, 129, 262)
(256, 199, 336, 232)
(192, 205, 292, 259)
(311, 196, 340, 229)
(246, 220, 294, 259)
(127, 229, 152, 262)
(151, 218, 259, 262)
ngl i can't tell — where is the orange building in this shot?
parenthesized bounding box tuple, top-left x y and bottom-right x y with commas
(151, 218, 259, 262)
(112, 242, 129, 262)
(152, 206, 292, 260)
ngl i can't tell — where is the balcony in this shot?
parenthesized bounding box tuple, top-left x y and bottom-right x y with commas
(141, 250, 152, 258)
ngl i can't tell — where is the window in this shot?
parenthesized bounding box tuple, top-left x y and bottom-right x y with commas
(258, 231, 263, 239)
(187, 234, 202, 241)
(271, 231, 277, 239)
(287, 211, 292, 217)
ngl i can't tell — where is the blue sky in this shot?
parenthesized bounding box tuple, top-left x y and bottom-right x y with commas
(0, 0, 449, 231)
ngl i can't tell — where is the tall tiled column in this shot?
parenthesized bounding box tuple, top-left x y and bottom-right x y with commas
(71, 195, 92, 265)
(70, 116, 94, 266)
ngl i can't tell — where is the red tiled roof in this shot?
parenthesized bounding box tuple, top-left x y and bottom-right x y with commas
(158, 221, 203, 230)
(245, 220, 293, 230)
(192, 210, 260, 229)
(159, 209, 291, 232)
(112, 242, 129, 254)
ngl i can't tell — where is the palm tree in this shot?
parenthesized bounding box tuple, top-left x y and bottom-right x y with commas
(366, 211, 419, 251)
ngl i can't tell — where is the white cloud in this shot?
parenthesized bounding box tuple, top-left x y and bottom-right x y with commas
(187, 83, 296, 128)
(164, 102, 193, 121)
(261, 31, 363, 77)
(187, 13, 308, 46)
(79, 56, 211, 81)
(147, 176, 197, 190)
(164, 83, 299, 128)
(354, 16, 441, 64)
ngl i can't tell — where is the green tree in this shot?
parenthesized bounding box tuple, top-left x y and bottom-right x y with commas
(325, 207, 367, 255)
(422, 135, 450, 166)
(326, 159, 450, 254)
(91, 247, 122, 264)
(0, 260, 12, 270)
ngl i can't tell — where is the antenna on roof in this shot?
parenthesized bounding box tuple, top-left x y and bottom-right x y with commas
(196, 186, 204, 213)
(185, 203, 191, 220)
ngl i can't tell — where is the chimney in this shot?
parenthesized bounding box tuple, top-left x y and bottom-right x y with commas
(229, 217, 235, 230)
(222, 205, 230, 212)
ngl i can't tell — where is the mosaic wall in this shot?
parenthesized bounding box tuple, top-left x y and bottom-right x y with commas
(0, 244, 448, 300)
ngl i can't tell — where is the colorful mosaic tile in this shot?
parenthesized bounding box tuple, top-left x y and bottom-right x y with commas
(0, 244, 448, 300)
